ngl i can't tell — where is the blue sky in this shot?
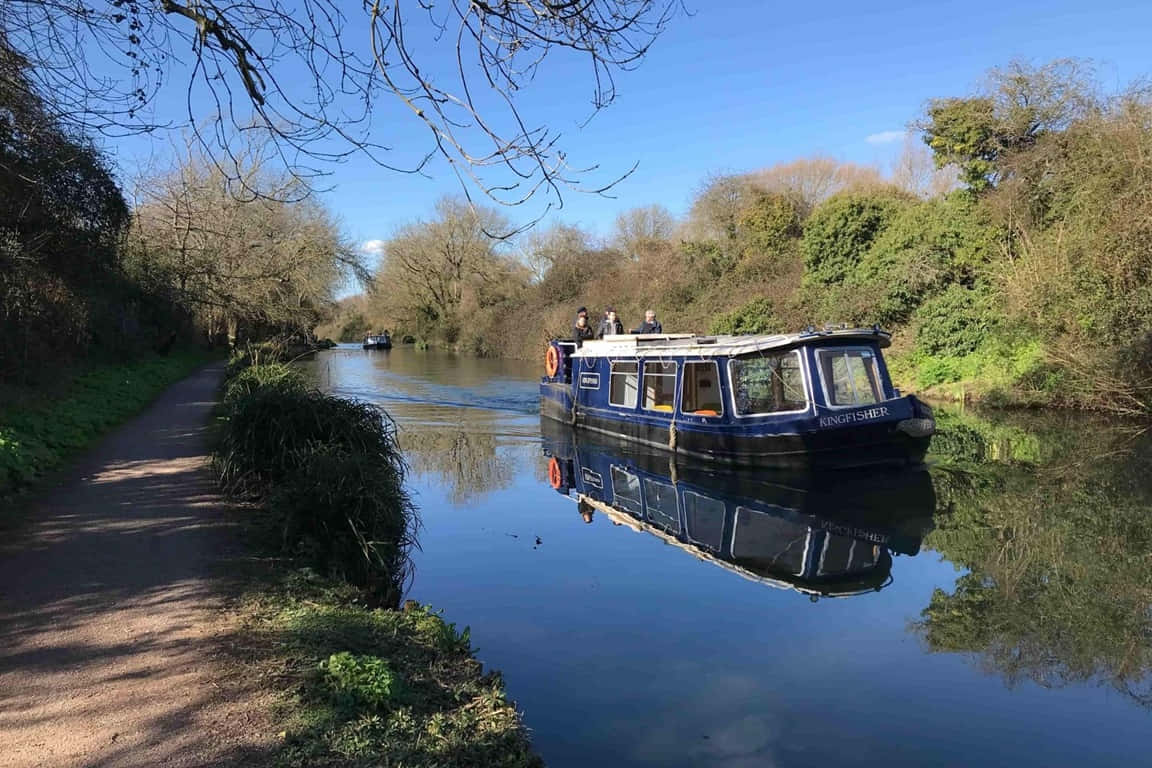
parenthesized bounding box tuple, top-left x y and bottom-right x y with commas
(108, 0, 1152, 254)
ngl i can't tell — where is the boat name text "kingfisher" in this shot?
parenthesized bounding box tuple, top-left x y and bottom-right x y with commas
(819, 406, 889, 428)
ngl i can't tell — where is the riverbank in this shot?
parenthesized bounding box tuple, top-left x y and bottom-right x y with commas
(0, 349, 217, 503)
(214, 358, 542, 766)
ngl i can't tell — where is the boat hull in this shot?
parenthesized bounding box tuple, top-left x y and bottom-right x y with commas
(362, 342, 392, 350)
(540, 382, 930, 469)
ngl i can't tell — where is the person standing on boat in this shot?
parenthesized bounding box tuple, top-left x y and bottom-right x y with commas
(572, 307, 595, 347)
(633, 309, 663, 334)
(596, 307, 624, 339)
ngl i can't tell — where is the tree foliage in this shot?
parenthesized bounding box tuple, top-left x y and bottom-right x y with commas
(377, 198, 527, 345)
(800, 192, 910, 285)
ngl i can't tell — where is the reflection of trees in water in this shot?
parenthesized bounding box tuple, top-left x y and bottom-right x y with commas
(921, 408, 1152, 707)
(400, 429, 527, 505)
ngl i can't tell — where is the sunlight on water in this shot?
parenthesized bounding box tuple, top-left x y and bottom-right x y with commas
(301, 344, 1152, 768)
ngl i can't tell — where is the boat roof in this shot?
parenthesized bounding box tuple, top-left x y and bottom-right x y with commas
(569, 327, 890, 359)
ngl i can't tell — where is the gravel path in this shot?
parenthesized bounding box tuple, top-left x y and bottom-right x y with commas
(0, 363, 274, 767)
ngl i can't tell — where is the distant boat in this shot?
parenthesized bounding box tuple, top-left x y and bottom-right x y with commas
(363, 332, 392, 350)
(540, 327, 935, 468)
(540, 418, 934, 598)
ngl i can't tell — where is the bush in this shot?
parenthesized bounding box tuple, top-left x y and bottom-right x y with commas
(223, 361, 304, 406)
(215, 384, 405, 493)
(914, 284, 998, 357)
(801, 192, 910, 285)
(268, 445, 416, 598)
(214, 363, 417, 598)
(321, 652, 401, 710)
(710, 298, 778, 335)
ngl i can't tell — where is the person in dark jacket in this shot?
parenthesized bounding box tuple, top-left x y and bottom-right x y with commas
(633, 309, 663, 334)
(572, 307, 594, 346)
(596, 306, 624, 339)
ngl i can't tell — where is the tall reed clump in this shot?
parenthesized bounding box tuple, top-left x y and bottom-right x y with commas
(215, 361, 417, 603)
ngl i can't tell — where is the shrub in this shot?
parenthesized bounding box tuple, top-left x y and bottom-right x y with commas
(321, 652, 401, 710)
(801, 192, 911, 285)
(268, 445, 416, 598)
(710, 298, 778, 335)
(214, 363, 417, 598)
(737, 191, 803, 252)
(223, 362, 304, 407)
(215, 384, 406, 494)
(914, 284, 998, 357)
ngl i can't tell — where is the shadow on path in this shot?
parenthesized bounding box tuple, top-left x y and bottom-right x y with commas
(0, 364, 276, 768)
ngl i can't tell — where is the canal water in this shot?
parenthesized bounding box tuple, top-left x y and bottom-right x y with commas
(301, 345, 1152, 767)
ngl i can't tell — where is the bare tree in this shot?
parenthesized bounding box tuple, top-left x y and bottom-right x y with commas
(746, 156, 885, 215)
(377, 196, 523, 341)
(890, 133, 958, 198)
(1, 1, 680, 209)
(125, 134, 359, 338)
(612, 203, 675, 258)
(521, 222, 596, 282)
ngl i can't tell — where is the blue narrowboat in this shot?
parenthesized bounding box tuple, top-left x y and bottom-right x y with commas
(540, 327, 935, 468)
(541, 418, 934, 598)
(363, 332, 392, 350)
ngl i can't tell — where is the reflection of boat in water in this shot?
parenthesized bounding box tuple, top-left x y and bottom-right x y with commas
(541, 418, 935, 598)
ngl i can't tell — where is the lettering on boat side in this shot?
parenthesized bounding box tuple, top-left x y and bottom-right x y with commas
(819, 520, 889, 543)
(581, 468, 604, 489)
(579, 373, 601, 389)
(818, 406, 890, 428)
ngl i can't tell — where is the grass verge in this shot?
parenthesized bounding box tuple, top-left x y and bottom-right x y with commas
(0, 348, 216, 500)
(215, 359, 542, 766)
(234, 567, 543, 767)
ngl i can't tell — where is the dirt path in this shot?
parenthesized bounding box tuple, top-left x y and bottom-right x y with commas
(0, 364, 274, 768)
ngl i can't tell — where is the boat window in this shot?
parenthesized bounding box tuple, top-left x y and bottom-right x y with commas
(642, 361, 677, 412)
(729, 350, 806, 415)
(684, 492, 725, 552)
(609, 361, 639, 408)
(731, 507, 809, 575)
(643, 478, 680, 532)
(817, 348, 883, 406)
(611, 467, 643, 515)
(818, 537, 879, 576)
(681, 361, 724, 417)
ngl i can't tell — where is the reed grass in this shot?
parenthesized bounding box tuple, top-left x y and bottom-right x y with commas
(214, 361, 417, 601)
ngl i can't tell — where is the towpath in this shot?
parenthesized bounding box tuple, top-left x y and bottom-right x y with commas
(0, 363, 273, 767)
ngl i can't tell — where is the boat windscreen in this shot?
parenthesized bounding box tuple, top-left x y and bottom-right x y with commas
(730, 351, 806, 415)
(817, 348, 882, 406)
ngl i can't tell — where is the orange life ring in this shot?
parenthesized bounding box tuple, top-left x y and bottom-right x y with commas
(545, 345, 560, 377)
(548, 457, 564, 490)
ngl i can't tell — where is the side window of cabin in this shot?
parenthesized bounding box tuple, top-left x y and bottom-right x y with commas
(684, 492, 725, 552)
(729, 351, 806, 415)
(681, 361, 723, 416)
(609, 361, 639, 407)
(817, 348, 882, 406)
(611, 467, 642, 515)
(642, 361, 677, 412)
(643, 479, 680, 533)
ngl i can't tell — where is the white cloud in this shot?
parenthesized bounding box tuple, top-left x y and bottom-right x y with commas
(359, 239, 387, 256)
(865, 130, 906, 145)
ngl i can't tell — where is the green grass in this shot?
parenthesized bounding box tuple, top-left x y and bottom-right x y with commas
(238, 568, 542, 768)
(213, 362, 417, 600)
(0, 349, 216, 498)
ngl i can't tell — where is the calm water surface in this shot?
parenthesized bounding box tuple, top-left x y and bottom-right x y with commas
(301, 345, 1152, 767)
